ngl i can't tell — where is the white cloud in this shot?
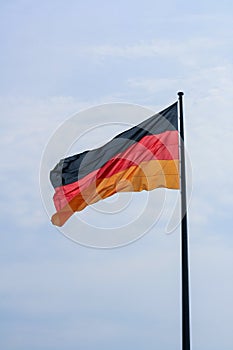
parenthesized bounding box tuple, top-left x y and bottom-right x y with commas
(77, 37, 227, 67)
(0, 96, 91, 228)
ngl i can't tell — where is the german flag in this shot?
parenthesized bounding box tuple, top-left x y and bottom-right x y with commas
(50, 102, 180, 226)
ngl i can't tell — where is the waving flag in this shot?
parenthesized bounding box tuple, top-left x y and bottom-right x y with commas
(50, 102, 179, 226)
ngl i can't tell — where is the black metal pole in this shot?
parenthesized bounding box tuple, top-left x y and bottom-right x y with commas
(178, 92, 191, 350)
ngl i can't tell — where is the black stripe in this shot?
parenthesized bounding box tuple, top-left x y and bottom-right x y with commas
(50, 102, 178, 188)
(115, 102, 178, 140)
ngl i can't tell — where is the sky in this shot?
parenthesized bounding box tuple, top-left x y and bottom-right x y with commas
(1, 0, 233, 349)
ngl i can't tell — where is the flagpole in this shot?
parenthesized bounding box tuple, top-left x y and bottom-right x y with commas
(177, 92, 191, 350)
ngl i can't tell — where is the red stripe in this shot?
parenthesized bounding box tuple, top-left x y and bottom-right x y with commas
(53, 130, 179, 211)
(53, 170, 99, 211)
(99, 131, 179, 176)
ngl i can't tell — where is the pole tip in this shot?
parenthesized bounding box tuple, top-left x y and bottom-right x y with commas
(177, 91, 184, 96)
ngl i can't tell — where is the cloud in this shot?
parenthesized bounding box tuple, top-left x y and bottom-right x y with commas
(0, 96, 90, 229)
(0, 232, 180, 350)
(76, 37, 228, 67)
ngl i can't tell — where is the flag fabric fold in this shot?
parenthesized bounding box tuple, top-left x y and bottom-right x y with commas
(50, 102, 180, 226)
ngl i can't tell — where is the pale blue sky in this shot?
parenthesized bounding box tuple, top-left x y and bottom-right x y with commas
(1, 1, 233, 349)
